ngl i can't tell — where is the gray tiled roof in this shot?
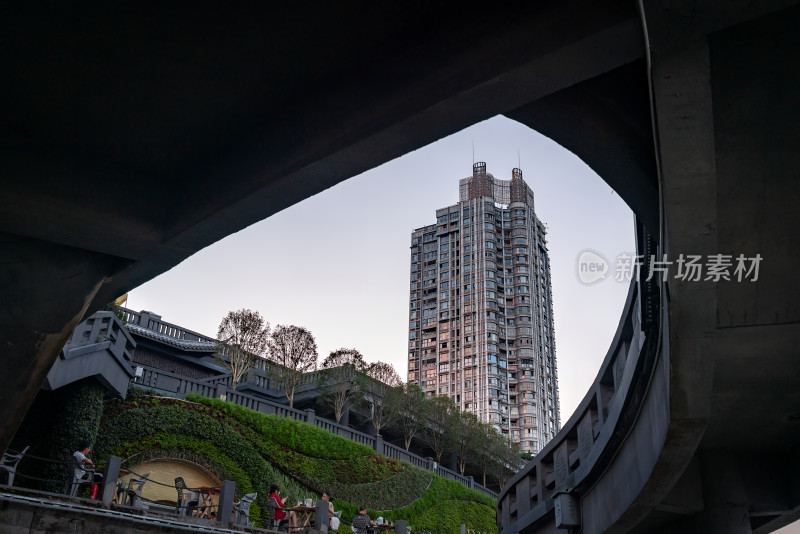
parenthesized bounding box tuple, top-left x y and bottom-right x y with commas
(126, 323, 217, 352)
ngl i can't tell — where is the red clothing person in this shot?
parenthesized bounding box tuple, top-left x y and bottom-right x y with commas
(269, 484, 298, 528)
(270, 491, 287, 520)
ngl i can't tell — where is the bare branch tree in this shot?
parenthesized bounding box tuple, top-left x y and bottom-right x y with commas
(364, 361, 401, 436)
(392, 382, 428, 450)
(267, 325, 318, 408)
(216, 309, 270, 385)
(319, 348, 367, 423)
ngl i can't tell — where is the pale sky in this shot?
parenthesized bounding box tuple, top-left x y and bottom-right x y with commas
(129, 115, 636, 421)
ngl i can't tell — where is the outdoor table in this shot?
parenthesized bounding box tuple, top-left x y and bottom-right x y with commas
(373, 524, 395, 533)
(289, 505, 316, 528)
(195, 486, 220, 519)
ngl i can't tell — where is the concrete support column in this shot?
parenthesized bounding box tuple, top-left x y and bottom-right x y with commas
(375, 434, 384, 455)
(693, 452, 752, 534)
(305, 408, 316, 426)
(217, 383, 227, 401)
(218, 480, 236, 526)
(0, 236, 125, 455)
(100, 456, 122, 508)
(340, 400, 351, 426)
(316, 500, 329, 532)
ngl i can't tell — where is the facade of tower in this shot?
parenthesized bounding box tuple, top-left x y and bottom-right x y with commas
(407, 163, 560, 453)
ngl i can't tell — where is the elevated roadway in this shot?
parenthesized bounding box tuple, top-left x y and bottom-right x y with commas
(1, 2, 798, 532)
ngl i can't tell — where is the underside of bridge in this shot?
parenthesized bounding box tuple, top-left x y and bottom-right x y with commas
(1, 1, 798, 532)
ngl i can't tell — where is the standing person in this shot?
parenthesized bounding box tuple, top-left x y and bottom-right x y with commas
(268, 484, 298, 531)
(351, 505, 377, 534)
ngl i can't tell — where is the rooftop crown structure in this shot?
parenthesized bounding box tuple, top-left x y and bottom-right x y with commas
(408, 163, 559, 452)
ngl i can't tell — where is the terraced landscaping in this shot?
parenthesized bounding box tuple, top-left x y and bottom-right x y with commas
(94, 391, 497, 532)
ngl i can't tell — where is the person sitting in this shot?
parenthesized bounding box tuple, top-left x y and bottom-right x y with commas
(351, 505, 377, 534)
(321, 491, 340, 530)
(73, 440, 102, 485)
(268, 484, 299, 531)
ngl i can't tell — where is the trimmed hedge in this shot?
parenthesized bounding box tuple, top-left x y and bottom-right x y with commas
(326, 463, 433, 512)
(410, 500, 497, 534)
(95, 392, 497, 533)
(95, 403, 303, 525)
(358, 476, 497, 526)
(187, 395, 375, 459)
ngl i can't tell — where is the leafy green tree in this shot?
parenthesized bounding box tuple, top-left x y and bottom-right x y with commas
(452, 409, 481, 475)
(267, 325, 318, 408)
(319, 348, 368, 424)
(424, 395, 456, 463)
(216, 309, 270, 385)
(494, 436, 521, 491)
(392, 382, 428, 450)
(363, 361, 401, 436)
(474, 423, 503, 487)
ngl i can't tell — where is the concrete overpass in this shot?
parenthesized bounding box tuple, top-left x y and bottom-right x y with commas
(1, 2, 798, 532)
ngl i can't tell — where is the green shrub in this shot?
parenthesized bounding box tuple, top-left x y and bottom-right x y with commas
(410, 500, 497, 534)
(326, 464, 433, 512)
(187, 395, 375, 459)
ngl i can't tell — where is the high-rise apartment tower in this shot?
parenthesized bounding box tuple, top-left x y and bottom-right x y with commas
(407, 163, 560, 453)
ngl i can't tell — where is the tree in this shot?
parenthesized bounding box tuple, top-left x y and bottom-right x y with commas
(474, 422, 503, 486)
(424, 394, 456, 463)
(392, 382, 428, 450)
(216, 309, 270, 385)
(363, 361, 401, 436)
(494, 436, 522, 491)
(267, 325, 318, 408)
(318, 348, 368, 424)
(452, 409, 482, 475)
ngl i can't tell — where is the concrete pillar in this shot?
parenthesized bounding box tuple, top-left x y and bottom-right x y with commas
(217, 383, 227, 402)
(218, 480, 236, 526)
(365, 420, 377, 437)
(446, 452, 458, 472)
(340, 400, 351, 426)
(305, 409, 316, 426)
(693, 452, 752, 534)
(138, 311, 160, 329)
(468, 475, 474, 489)
(375, 434, 384, 455)
(316, 500, 329, 532)
(427, 457, 437, 472)
(395, 520, 408, 534)
(100, 456, 121, 508)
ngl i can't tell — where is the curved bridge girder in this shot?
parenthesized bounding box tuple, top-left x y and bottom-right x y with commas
(498, 2, 800, 533)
